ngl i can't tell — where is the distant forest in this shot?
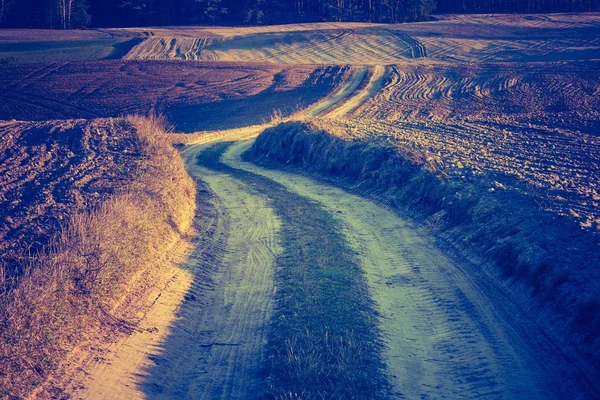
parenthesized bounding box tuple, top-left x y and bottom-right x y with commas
(1, 0, 599, 29)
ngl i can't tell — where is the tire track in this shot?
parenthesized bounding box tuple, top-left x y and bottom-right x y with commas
(306, 66, 370, 117)
(325, 64, 386, 119)
(141, 143, 282, 399)
(123, 37, 218, 60)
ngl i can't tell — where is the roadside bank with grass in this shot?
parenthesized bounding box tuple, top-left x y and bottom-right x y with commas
(0, 115, 196, 398)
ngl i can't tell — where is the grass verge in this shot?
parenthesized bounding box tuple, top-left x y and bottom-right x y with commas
(0, 115, 196, 398)
(197, 142, 390, 400)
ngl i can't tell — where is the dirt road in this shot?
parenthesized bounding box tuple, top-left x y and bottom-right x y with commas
(66, 132, 597, 398)
(137, 144, 282, 399)
(61, 53, 597, 399)
(306, 65, 383, 118)
(221, 140, 596, 399)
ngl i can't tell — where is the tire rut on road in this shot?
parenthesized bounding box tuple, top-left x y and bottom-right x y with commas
(65, 137, 282, 400)
(137, 143, 283, 399)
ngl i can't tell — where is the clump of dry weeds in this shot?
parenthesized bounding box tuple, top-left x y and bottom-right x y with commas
(0, 115, 195, 398)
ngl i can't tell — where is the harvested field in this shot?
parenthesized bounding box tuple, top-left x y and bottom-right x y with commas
(2, 14, 597, 65)
(1, 15, 597, 65)
(123, 37, 218, 61)
(0, 29, 126, 42)
(402, 13, 600, 62)
(332, 117, 600, 228)
(342, 60, 600, 229)
(0, 39, 141, 64)
(104, 27, 222, 39)
(0, 61, 349, 131)
(0, 119, 143, 276)
(0, 29, 142, 64)
(358, 62, 600, 132)
(124, 27, 425, 63)
(119, 14, 600, 64)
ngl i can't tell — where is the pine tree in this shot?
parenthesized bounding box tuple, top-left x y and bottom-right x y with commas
(71, 0, 90, 27)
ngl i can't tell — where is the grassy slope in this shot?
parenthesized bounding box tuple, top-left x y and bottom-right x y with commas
(0, 38, 142, 64)
(197, 142, 390, 399)
(248, 121, 600, 388)
(0, 116, 196, 398)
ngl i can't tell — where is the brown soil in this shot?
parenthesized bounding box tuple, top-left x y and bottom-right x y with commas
(0, 61, 348, 131)
(0, 119, 142, 277)
(403, 13, 600, 62)
(0, 116, 196, 398)
(344, 61, 600, 229)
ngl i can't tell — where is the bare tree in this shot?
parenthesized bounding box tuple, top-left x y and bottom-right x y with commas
(0, 0, 17, 27)
(58, 0, 74, 29)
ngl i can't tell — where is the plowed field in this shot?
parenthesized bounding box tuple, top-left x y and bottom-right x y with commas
(0, 118, 143, 272)
(0, 61, 349, 131)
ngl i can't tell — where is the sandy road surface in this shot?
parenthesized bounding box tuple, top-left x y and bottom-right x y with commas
(222, 140, 596, 399)
(66, 140, 281, 400)
(64, 131, 596, 399)
(138, 144, 281, 399)
(57, 63, 371, 400)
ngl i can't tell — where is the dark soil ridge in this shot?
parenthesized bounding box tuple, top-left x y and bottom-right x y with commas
(247, 121, 600, 394)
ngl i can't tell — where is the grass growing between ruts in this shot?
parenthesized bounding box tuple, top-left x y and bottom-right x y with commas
(197, 142, 390, 400)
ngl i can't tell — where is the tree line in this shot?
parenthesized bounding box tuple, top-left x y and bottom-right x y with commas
(436, 0, 599, 13)
(1, 0, 598, 29)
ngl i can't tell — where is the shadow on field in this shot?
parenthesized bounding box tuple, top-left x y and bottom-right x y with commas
(107, 38, 144, 59)
(165, 91, 301, 132)
(0, 38, 141, 64)
(164, 70, 340, 132)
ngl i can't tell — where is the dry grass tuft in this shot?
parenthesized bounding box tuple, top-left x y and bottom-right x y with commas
(0, 115, 195, 398)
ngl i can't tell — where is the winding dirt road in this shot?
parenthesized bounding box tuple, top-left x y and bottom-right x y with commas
(136, 145, 282, 399)
(221, 140, 596, 399)
(57, 70, 386, 399)
(65, 139, 282, 400)
(65, 132, 596, 398)
(59, 61, 598, 399)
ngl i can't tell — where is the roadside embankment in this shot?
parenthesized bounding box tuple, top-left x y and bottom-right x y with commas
(247, 121, 600, 391)
(0, 115, 196, 398)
